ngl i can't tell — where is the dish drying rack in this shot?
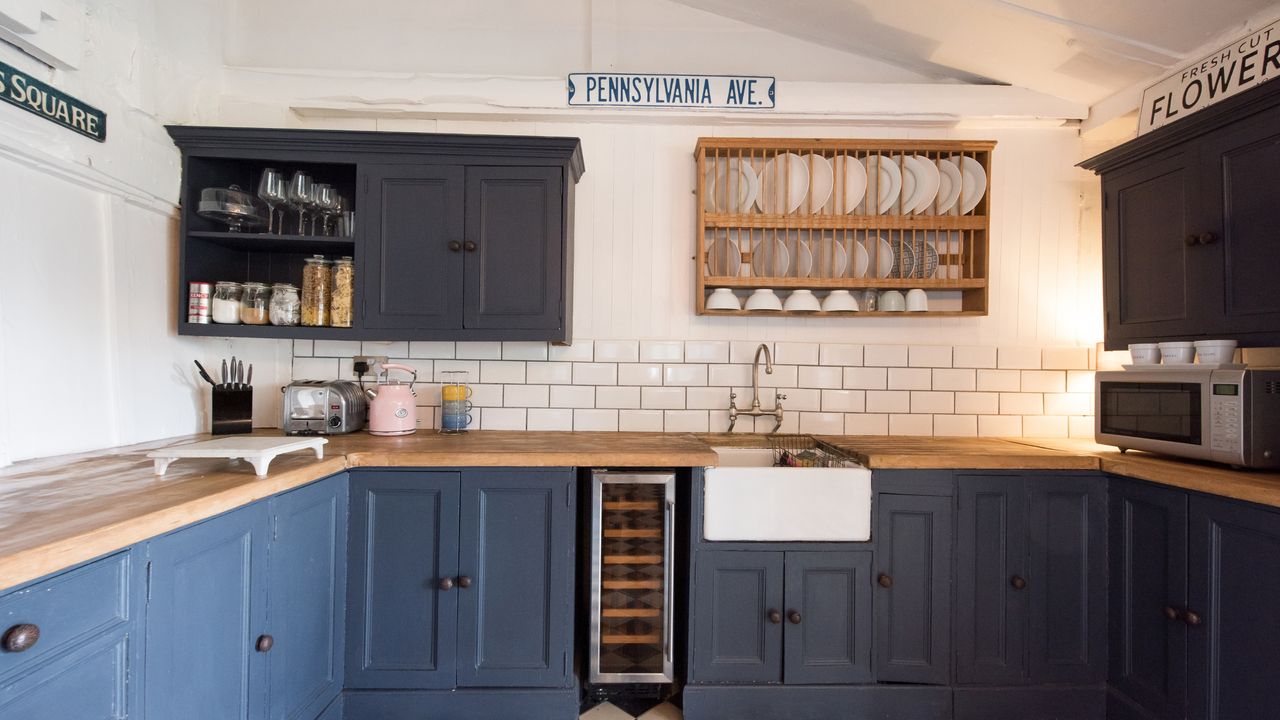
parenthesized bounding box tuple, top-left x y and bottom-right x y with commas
(769, 435, 860, 468)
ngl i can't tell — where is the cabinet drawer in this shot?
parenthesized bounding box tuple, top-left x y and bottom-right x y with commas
(0, 552, 131, 679)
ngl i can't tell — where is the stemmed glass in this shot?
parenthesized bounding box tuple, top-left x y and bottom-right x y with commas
(287, 171, 312, 235)
(315, 184, 337, 235)
(307, 183, 329, 236)
(257, 168, 286, 234)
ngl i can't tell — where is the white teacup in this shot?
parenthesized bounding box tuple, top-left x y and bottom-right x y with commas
(879, 290, 906, 312)
(905, 288, 928, 312)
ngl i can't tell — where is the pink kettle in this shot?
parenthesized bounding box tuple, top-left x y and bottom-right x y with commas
(365, 364, 419, 436)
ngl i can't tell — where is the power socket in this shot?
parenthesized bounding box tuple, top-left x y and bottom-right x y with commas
(352, 355, 389, 377)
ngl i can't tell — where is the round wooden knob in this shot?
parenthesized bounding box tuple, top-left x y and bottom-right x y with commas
(1010, 575, 1027, 590)
(2, 624, 39, 653)
(438, 577, 454, 591)
(1183, 610, 1203, 626)
(787, 611, 802, 625)
(767, 609, 782, 625)
(457, 576, 472, 589)
(1163, 606, 1180, 621)
(448, 241, 462, 252)
(255, 634, 274, 653)
(877, 573, 893, 589)
(464, 241, 477, 252)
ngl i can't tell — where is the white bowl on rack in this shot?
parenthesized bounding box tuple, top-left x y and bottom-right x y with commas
(783, 289, 821, 312)
(821, 290, 859, 312)
(1194, 339, 1237, 364)
(706, 288, 741, 311)
(744, 289, 783, 311)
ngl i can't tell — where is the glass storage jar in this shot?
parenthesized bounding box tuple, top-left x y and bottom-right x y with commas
(330, 256, 354, 328)
(301, 255, 331, 327)
(269, 283, 301, 326)
(211, 281, 243, 324)
(239, 282, 271, 325)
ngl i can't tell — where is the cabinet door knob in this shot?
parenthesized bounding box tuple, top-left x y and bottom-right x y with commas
(448, 241, 462, 252)
(457, 576, 473, 589)
(255, 634, 274, 653)
(767, 609, 782, 625)
(464, 241, 477, 252)
(1198, 232, 1218, 245)
(1183, 609, 1203, 626)
(1010, 575, 1027, 590)
(877, 573, 893, 589)
(438, 577, 455, 591)
(1, 624, 39, 653)
(1163, 605, 1180, 621)
(787, 610, 802, 625)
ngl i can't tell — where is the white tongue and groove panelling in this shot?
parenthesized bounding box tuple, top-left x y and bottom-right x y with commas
(292, 340, 1098, 437)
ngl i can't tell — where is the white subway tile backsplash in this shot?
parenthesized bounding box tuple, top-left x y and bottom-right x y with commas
(527, 362, 573, 385)
(890, 414, 933, 436)
(456, 342, 503, 360)
(798, 366, 843, 389)
(1020, 370, 1066, 393)
(708, 410, 738, 433)
(977, 369, 1021, 392)
(845, 413, 888, 435)
(664, 410, 709, 433)
(867, 391, 911, 414)
(596, 386, 641, 409)
(820, 344, 863, 367)
(844, 367, 888, 390)
(481, 361, 525, 384)
(709, 364, 752, 387)
(911, 391, 955, 414)
(292, 357, 340, 380)
(955, 392, 1000, 415)
(470, 384, 505, 407)
(1045, 393, 1091, 416)
(549, 342, 594, 361)
(934, 414, 978, 437)
(730, 341, 772, 364)
(1069, 416, 1094, 438)
(574, 409, 618, 431)
(998, 347, 1042, 370)
(932, 368, 976, 392)
(620, 410, 665, 432)
(800, 412, 845, 434)
(1067, 371, 1095, 394)
(953, 346, 997, 369)
(641, 387, 686, 410)
(822, 390, 866, 413)
(314, 340, 362, 358)
(763, 365, 798, 388)
(663, 364, 708, 386)
(1041, 347, 1090, 370)
(780, 388, 821, 412)
(864, 345, 909, 367)
(638, 340, 682, 363)
(686, 387, 729, 410)
(409, 341, 455, 359)
(293, 340, 314, 357)
(502, 342, 549, 361)
(775, 342, 819, 366)
(889, 368, 932, 391)
(550, 385, 595, 408)
(433, 360, 480, 382)
(527, 408, 573, 431)
(574, 363, 618, 386)
(1023, 415, 1069, 437)
(909, 346, 952, 368)
(596, 340, 641, 362)
(618, 363, 664, 386)
(1000, 393, 1043, 415)
(363, 340, 409, 358)
(503, 384, 550, 408)
(979, 415, 1022, 437)
(481, 407, 526, 430)
(685, 341, 730, 364)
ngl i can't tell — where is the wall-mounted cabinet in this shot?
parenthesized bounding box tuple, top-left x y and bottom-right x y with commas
(694, 138, 994, 318)
(168, 126, 583, 342)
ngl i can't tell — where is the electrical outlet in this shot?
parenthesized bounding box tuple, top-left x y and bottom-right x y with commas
(352, 355, 389, 377)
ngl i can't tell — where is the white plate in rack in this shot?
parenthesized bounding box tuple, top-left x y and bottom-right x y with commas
(931, 159, 964, 215)
(758, 153, 810, 214)
(950, 155, 988, 215)
(834, 155, 868, 214)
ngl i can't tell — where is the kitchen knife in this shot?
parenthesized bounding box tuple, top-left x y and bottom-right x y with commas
(193, 360, 216, 386)
(221, 359, 228, 388)
(246, 364, 253, 388)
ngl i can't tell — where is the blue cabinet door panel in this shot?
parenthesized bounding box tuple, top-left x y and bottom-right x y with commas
(691, 550, 784, 684)
(457, 470, 574, 688)
(0, 630, 131, 720)
(783, 551, 873, 685)
(268, 473, 347, 719)
(346, 471, 460, 689)
(956, 476, 1028, 685)
(145, 503, 269, 720)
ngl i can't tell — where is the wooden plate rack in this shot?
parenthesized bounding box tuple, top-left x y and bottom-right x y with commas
(695, 138, 995, 317)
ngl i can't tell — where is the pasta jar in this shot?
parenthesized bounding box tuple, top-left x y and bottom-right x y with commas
(301, 255, 331, 327)
(239, 282, 271, 325)
(330, 256, 355, 328)
(269, 283, 301, 326)
(211, 281, 243, 324)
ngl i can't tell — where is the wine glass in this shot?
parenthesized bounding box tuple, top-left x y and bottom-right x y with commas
(307, 183, 329, 236)
(257, 168, 285, 234)
(315, 184, 336, 236)
(287, 171, 312, 235)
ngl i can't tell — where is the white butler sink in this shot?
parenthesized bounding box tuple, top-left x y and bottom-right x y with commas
(703, 446, 873, 542)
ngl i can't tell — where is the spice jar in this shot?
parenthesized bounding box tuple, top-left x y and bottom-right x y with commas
(239, 282, 270, 325)
(269, 283, 301, 326)
(301, 255, 331, 327)
(330, 256, 355, 328)
(211, 282, 243, 324)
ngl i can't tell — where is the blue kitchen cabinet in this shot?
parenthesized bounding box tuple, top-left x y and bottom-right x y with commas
(782, 551, 873, 685)
(346, 468, 575, 692)
(690, 550, 785, 684)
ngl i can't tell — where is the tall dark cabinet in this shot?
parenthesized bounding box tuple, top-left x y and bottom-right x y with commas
(1081, 79, 1280, 348)
(167, 126, 583, 342)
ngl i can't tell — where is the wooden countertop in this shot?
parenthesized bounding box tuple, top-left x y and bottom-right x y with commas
(2, 430, 1278, 593)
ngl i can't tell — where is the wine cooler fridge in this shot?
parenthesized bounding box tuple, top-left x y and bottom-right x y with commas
(588, 471, 676, 684)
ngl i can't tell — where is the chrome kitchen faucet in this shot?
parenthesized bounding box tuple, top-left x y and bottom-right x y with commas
(727, 343, 786, 432)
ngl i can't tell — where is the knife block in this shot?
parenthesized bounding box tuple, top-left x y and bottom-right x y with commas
(212, 387, 253, 435)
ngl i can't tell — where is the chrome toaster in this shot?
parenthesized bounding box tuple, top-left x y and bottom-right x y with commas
(281, 380, 367, 435)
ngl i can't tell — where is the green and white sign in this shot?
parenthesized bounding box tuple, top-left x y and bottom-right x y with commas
(0, 60, 106, 142)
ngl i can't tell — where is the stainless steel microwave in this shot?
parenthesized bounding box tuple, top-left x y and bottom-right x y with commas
(1095, 367, 1280, 469)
